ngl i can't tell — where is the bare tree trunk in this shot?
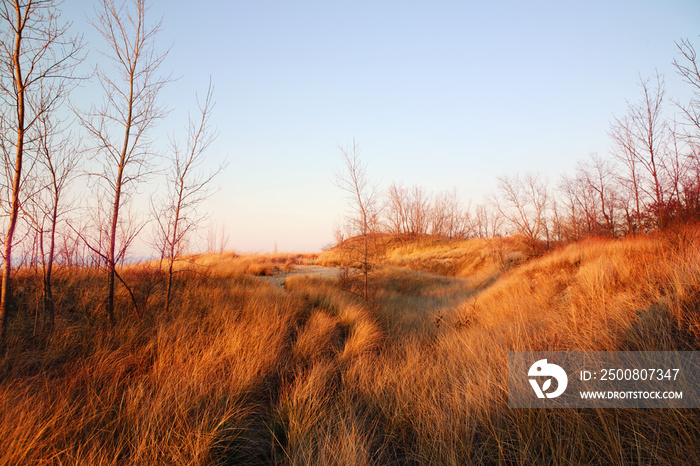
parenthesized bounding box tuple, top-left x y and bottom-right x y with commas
(104, 58, 135, 322)
(107, 157, 127, 324)
(153, 83, 219, 314)
(362, 228, 368, 300)
(1, 5, 26, 343)
(335, 140, 380, 302)
(0, 0, 83, 346)
(43, 201, 58, 332)
(165, 251, 175, 313)
(165, 199, 179, 314)
(80, 0, 168, 323)
(1, 141, 23, 341)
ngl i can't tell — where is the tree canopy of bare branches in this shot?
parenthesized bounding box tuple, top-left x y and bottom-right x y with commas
(334, 139, 381, 301)
(0, 0, 83, 344)
(610, 73, 671, 230)
(492, 172, 549, 253)
(153, 82, 222, 313)
(385, 183, 471, 239)
(21, 108, 80, 332)
(79, 0, 169, 323)
(674, 38, 700, 143)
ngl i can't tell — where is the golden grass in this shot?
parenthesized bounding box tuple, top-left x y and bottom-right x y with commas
(1, 231, 699, 464)
(318, 234, 531, 283)
(169, 251, 317, 278)
(291, 232, 700, 463)
(1, 272, 308, 464)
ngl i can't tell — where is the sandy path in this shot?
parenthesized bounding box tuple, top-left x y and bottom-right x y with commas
(255, 265, 342, 288)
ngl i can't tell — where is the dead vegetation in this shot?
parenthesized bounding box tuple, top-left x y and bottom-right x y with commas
(1, 231, 699, 464)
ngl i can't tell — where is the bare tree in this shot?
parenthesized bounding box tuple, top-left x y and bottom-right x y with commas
(610, 118, 645, 234)
(385, 183, 444, 239)
(431, 188, 469, 238)
(472, 203, 501, 239)
(385, 183, 428, 238)
(0, 0, 83, 343)
(406, 185, 431, 237)
(562, 154, 619, 238)
(386, 184, 470, 239)
(584, 154, 618, 236)
(386, 182, 409, 237)
(672, 37, 700, 221)
(558, 174, 587, 241)
(334, 139, 381, 301)
(673, 38, 700, 145)
(79, 0, 169, 323)
(204, 223, 229, 254)
(153, 83, 221, 313)
(21, 110, 79, 332)
(492, 172, 549, 253)
(473, 204, 488, 239)
(548, 199, 566, 243)
(610, 73, 670, 230)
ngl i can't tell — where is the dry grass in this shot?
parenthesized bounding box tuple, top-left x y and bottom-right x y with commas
(173, 251, 317, 278)
(318, 234, 531, 283)
(289, 232, 700, 464)
(1, 271, 309, 464)
(1, 231, 699, 464)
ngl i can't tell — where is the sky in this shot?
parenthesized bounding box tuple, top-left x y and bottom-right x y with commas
(61, 0, 700, 253)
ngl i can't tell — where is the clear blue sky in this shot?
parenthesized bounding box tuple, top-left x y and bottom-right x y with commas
(63, 0, 700, 252)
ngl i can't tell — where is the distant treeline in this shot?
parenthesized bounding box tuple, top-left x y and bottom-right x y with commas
(342, 42, 700, 254)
